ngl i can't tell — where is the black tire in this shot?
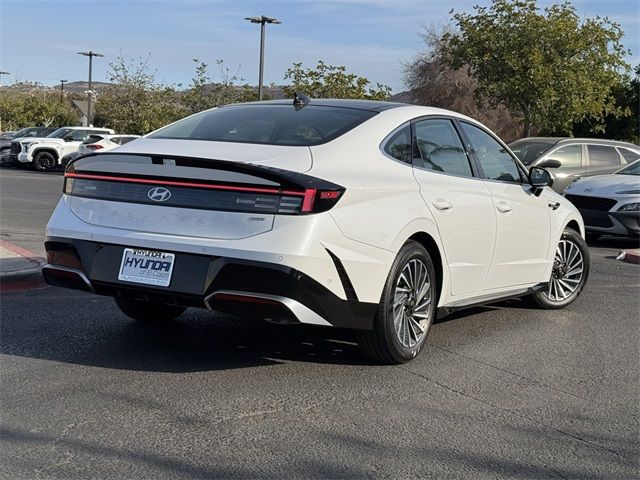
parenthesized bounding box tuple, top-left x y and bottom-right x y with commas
(32, 151, 57, 172)
(357, 241, 437, 364)
(114, 297, 186, 322)
(527, 228, 589, 309)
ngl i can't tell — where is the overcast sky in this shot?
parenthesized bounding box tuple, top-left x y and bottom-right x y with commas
(1, 0, 638, 93)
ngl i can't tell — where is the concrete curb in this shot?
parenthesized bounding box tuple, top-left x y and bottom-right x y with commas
(0, 240, 47, 292)
(617, 249, 640, 265)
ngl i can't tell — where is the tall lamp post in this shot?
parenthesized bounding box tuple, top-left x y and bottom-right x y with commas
(77, 50, 104, 126)
(59, 79, 68, 103)
(244, 16, 281, 101)
(0, 71, 9, 131)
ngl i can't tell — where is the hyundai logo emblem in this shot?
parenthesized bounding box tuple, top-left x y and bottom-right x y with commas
(147, 187, 172, 202)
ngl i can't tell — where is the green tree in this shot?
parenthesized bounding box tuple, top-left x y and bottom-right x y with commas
(93, 54, 187, 135)
(182, 59, 257, 115)
(0, 86, 78, 131)
(442, 0, 630, 137)
(569, 65, 639, 143)
(283, 61, 391, 100)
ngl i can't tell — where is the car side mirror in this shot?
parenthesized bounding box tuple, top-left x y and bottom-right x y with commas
(529, 166, 554, 195)
(538, 158, 561, 169)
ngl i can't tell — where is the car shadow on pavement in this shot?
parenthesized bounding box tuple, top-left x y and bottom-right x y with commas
(0, 290, 373, 372)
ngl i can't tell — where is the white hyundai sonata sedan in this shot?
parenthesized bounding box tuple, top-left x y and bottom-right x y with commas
(43, 99, 589, 364)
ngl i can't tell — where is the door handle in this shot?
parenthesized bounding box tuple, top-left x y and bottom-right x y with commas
(432, 199, 452, 211)
(496, 201, 513, 213)
(548, 202, 560, 210)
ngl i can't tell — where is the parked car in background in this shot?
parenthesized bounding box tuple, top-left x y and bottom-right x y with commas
(10, 126, 114, 171)
(61, 134, 140, 167)
(43, 99, 588, 364)
(564, 159, 640, 239)
(0, 127, 57, 165)
(78, 134, 140, 154)
(0, 131, 16, 140)
(509, 137, 640, 193)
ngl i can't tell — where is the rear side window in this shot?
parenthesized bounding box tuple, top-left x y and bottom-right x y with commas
(413, 119, 472, 177)
(383, 124, 412, 164)
(547, 144, 582, 167)
(461, 122, 523, 183)
(150, 104, 377, 146)
(588, 145, 622, 166)
(617, 147, 640, 163)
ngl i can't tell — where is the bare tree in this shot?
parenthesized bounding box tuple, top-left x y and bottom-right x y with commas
(404, 24, 523, 142)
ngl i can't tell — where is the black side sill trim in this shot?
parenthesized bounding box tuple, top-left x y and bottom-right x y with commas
(325, 249, 358, 302)
(437, 283, 547, 319)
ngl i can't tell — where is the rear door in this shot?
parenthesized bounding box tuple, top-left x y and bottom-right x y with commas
(586, 144, 625, 176)
(410, 117, 496, 296)
(459, 121, 552, 290)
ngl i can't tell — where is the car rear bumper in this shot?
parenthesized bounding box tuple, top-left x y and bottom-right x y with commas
(43, 237, 377, 330)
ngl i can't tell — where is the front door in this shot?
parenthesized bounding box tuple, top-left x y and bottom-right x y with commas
(458, 121, 552, 290)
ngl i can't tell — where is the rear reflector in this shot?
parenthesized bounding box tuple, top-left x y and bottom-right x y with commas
(86, 144, 104, 150)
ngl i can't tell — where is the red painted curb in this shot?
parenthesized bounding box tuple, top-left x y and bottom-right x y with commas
(620, 250, 640, 265)
(0, 240, 47, 292)
(0, 239, 42, 261)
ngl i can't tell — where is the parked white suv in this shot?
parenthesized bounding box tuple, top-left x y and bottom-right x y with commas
(43, 99, 589, 364)
(10, 126, 114, 171)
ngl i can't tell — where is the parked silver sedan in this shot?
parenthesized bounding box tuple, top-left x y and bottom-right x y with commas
(509, 137, 640, 193)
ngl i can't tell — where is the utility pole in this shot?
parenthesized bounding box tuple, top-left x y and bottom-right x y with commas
(244, 16, 281, 100)
(59, 79, 68, 103)
(77, 51, 104, 126)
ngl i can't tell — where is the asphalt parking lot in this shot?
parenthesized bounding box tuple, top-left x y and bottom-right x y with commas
(1, 167, 639, 479)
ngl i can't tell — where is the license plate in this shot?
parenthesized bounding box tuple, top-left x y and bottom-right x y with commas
(118, 248, 175, 287)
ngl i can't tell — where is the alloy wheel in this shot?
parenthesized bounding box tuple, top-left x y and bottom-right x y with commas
(544, 239, 584, 302)
(393, 258, 433, 348)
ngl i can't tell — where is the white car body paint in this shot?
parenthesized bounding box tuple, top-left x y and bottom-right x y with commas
(46, 102, 585, 326)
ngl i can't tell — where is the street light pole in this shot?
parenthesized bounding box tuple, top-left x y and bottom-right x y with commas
(244, 16, 281, 101)
(59, 79, 68, 103)
(77, 50, 104, 126)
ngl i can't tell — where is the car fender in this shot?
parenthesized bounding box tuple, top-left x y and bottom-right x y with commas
(389, 217, 451, 307)
(30, 145, 61, 161)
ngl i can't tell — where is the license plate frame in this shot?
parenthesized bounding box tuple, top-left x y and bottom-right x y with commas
(117, 248, 175, 287)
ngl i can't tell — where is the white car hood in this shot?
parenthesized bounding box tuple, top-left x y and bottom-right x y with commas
(14, 136, 63, 145)
(567, 174, 640, 196)
(115, 138, 313, 173)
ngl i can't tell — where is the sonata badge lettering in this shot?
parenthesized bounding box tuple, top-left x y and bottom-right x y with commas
(147, 187, 172, 202)
(118, 248, 175, 287)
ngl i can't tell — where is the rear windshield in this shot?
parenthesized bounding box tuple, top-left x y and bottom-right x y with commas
(149, 104, 377, 146)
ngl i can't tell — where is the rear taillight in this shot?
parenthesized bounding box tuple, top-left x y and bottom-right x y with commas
(86, 144, 104, 150)
(300, 188, 344, 213)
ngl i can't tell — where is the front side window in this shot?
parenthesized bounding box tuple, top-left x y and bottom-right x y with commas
(66, 130, 88, 142)
(382, 124, 411, 164)
(461, 122, 522, 183)
(588, 145, 622, 166)
(150, 104, 377, 146)
(413, 119, 472, 177)
(546, 144, 582, 167)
